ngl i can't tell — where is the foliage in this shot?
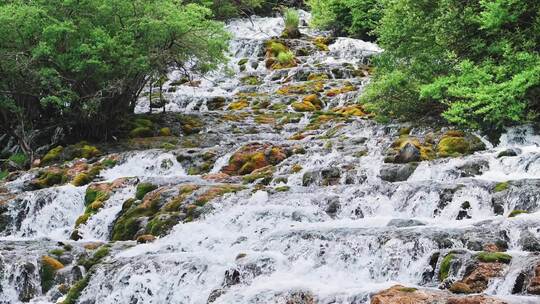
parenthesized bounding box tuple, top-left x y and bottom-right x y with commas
(277, 51, 295, 65)
(283, 9, 300, 38)
(360, 0, 540, 131)
(8, 153, 27, 167)
(0, 0, 229, 156)
(188, 0, 263, 20)
(308, 0, 382, 41)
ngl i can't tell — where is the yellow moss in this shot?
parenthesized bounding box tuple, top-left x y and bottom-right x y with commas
(42, 146, 64, 164)
(307, 73, 329, 81)
(437, 136, 469, 157)
(325, 84, 356, 97)
(333, 105, 366, 117)
(292, 101, 317, 112)
(159, 127, 172, 136)
(277, 81, 325, 95)
(42, 255, 64, 270)
(75, 214, 91, 227)
(228, 100, 249, 110)
(291, 164, 303, 173)
(313, 36, 330, 51)
(72, 173, 91, 186)
(90, 200, 104, 210)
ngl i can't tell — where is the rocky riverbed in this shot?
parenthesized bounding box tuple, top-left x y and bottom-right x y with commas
(1, 12, 540, 304)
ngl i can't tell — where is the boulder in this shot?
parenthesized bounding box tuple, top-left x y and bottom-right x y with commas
(371, 285, 507, 304)
(380, 163, 418, 182)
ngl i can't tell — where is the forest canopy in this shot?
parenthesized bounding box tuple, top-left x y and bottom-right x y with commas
(0, 0, 230, 160)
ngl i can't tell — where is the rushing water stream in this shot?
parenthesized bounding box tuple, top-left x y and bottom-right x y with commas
(1, 13, 540, 304)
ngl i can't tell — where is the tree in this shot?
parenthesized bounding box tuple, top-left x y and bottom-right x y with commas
(361, 0, 540, 131)
(0, 0, 230, 161)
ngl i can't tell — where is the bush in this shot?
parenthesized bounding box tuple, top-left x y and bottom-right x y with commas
(0, 1, 229, 150)
(308, 0, 382, 41)
(361, 0, 540, 131)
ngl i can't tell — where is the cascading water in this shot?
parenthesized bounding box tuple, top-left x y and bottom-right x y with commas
(1, 11, 540, 304)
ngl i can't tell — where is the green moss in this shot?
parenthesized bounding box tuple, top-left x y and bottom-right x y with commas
(238, 58, 248, 66)
(81, 246, 110, 270)
(136, 183, 158, 200)
(75, 213, 91, 227)
(84, 188, 108, 206)
(494, 181, 509, 192)
(42, 146, 64, 164)
(242, 166, 274, 184)
(241, 76, 260, 85)
(439, 253, 454, 281)
(130, 126, 153, 138)
(476, 252, 512, 264)
(8, 153, 28, 167)
(509, 209, 528, 217)
(134, 118, 154, 128)
(101, 159, 117, 168)
(35, 170, 67, 188)
(437, 136, 469, 157)
(159, 127, 172, 136)
(0, 170, 8, 180)
(274, 186, 290, 192)
(49, 249, 65, 256)
(62, 275, 90, 304)
(72, 173, 91, 186)
(161, 142, 176, 150)
(146, 214, 180, 236)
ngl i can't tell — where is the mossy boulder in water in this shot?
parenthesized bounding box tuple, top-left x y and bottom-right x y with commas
(42, 146, 64, 164)
(221, 143, 289, 176)
(436, 131, 485, 157)
(40, 255, 64, 293)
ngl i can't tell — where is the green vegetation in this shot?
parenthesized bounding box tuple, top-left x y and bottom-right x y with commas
(358, 0, 540, 131)
(283, 9, 300, 38)
(476, 251, 512, 264)
(308, 0, 382, 41)
(439, 253, 454, 281)
(136, 183, 158, 200)
(494, 182, 509, 192)
(0, 0, 229, 160)
(62, 275, 90, 304)
(509, 209, 528, 217)
(80, 245, 110, 270)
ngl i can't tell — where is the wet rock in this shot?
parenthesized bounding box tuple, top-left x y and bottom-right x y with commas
(284, 291, 315, 304)
(387, 219, 425, 228)
(136, 234, 156, 243)
(380, 163, 418, 182)
(302, 167, 341, 186)
(527, 264, 540, 295)
(324, 196, 340, 217)
(371, 285, 507, 304)
(450, 262, 506, 293)
(396, 143, 421, 163)
(221, 143, 289, 176)
(497, 148, 521, 158)
(491, 179, 540, 215)
(455, 159, 489, 177)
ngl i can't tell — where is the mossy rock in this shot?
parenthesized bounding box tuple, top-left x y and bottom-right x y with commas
(437, 136, 469, 157)
(136, 183, 158, 200)
(242, 166, 274, 184)
(240, 76, 261, 86)
(509, 209, 528, 217)
(129, 127, 153, 138)
(221, 143, 288, 176)
(292, 101, 316, 112)
(476, 252, 512, 264)
(32, 169, 68, 189)
(159, 127, 172, 136)
(80, 245, 110, 270)
(494, 182, 509, 192)
(274, 186, 290, 192)
(40, 255, 64, 292)
(42, 146, 64, 164)
(72, 173, 91, 186)
(62, 275, 90, 304)
(439, 253, 454, 281)
(228, 100, 249, 110)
